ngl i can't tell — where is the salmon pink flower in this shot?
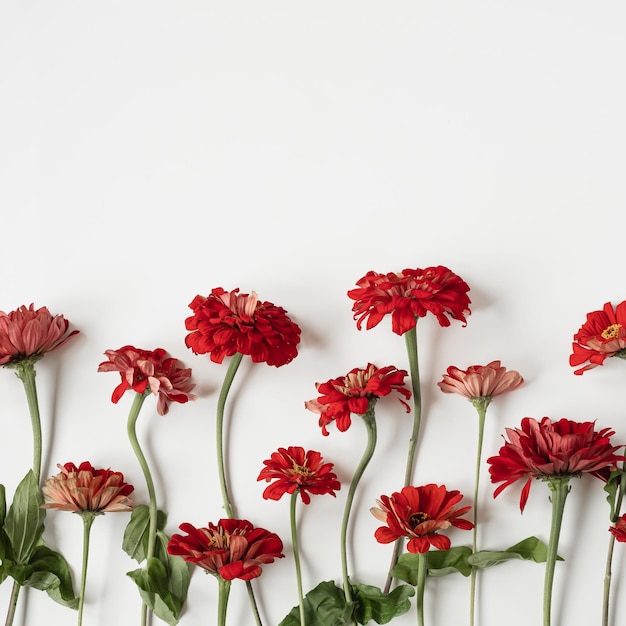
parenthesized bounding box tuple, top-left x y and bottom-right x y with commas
(0, 303, 78, 366)
(609, 514, 626, 543)
(348, 266, 471, 335)
(258, 446, 340, 504)
(98, 345, 196, 415)
(371, 484, 473, 554)
(570, 301, 626, 375)
(487, 417, 624, 512)
(305, 363, 411, 435)
(42, 461, 134, 514)
(185, 287, 301, 367)
(167, 518, 284, 581)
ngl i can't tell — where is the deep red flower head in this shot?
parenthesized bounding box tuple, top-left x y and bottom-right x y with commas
(438, 360, 523, 405)
(371, 484, 473, 554)
(305, 363, 411, 436)
(257, 446, 341, 505)
(98, 345, 196, 415)
(348, 266, 471, 335)
(570, 301, 626, 375)
(0, 304, 79, 366)
(42, 461, 134, 514)
(166, 518, 284, 581)
(609, 514, 626, 543)
(184, 288, 301, 367)
(487, 417, 625, 512)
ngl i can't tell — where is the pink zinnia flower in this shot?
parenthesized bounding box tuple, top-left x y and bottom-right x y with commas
(42, 462, 134, 514)
(98, 345, 196, 415)
(305, 363, 411, 435)
(0, 304, 78, 366)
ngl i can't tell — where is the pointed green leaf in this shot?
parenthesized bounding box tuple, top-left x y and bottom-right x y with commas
(0, 484, 6, 526)
(392, 547, 473, 584)
(278, 580, 355, 626)
(604, 470, 625, 521)
(467, 536, 560, 569)
(351, 583, 414, 624)
(23, 544, 78, 608)
(122, 505, 167, 563)
(4, 471, 45, 564)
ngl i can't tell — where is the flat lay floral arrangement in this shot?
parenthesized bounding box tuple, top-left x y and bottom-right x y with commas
(1, 268, 626, 626)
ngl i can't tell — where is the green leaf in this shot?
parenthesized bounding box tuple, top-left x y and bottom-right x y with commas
(392, 547, 473, 584)
(4, 471, 45, 564)
(0, 483, 6, 526)
(467, 536, 560, 569)
(23, 544, 78, 608)
(122, 505, 167, 563)
(351, 583, 414, 624)
(278, 580, 355, 626)
(604, 469, 625, 521)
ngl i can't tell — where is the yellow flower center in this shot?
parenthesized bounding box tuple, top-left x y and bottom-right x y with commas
(408, 512, 430, 529)
(291, 462, 311, 477)
(601, 323, 622, 340)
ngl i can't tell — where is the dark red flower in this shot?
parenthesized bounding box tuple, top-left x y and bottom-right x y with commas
(488, 417, 624, 512)
(348, 266, 471, 335)
(257, 446, 340, 505)
(609, 514, 626, 543)
(371, 484, 473, 554)
(0, 304, 78, 366)
(98, 345, 196, 415)
(185, 288, 301, 368)
(166, 518, 284, 581)
(42, 461, 134, 514)
(570, 301, 626, 375)
(305, 363, 411, 435)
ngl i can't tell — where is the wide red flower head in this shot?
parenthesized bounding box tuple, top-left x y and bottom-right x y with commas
(42, 461, 134, 514)
(438, 360, 523, 405)
(0, 304, 79, 366)
(305, 363, 411, 436)
(609, 514, 626, 543)
(185, 287, 301, 367)
(371, 484, 473, 554)
(570, 301, 626, 375)
(166, 518, 284, 581)
(98, 345, 196, 415)
(487, 417, 624, 512)
(257, 446, 341, 505)
(348, 266, 471, 335)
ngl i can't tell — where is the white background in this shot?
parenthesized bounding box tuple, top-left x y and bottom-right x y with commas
(1, 2, 626, 625)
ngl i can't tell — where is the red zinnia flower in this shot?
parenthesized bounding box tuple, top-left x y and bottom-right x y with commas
(570, 301, 626, 375)
(305, 363, 411, 436)
(0, 304, 79, 366)
(371, 484, 473, 554)
(98, 345, 196, 415)
(42, 461, 134, 514)
(487, 417, 624, 512)
(257, 446, 341, 504)
(184, 287, 301, 367)
(609, 514, 626, 543)
(438, 360, 523, 405)
(167, 518, 284, 581)
(348, 266, 471, 335)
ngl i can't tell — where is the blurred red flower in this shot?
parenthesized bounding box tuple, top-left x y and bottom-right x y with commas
(570, 301, 626, 375)
(488, 417, 624, 512)
(0, 304, 78, 366)
(348, 266, 471, 335)
(98, 345, 196, 415)
(42, 461, 134, 514)
(257, 446, 340, 505)
(438, 360, 523, 403)
(184, 287, 301, 367)
(305, 363, 411, 435)
(371, 484, 473, 554)
(167, 518, 284, 581)
(609, 514, 626, 543)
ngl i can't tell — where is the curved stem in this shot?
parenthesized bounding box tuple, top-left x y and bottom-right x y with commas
(384, 325, 421, 593)
(416, 551, 427, 626)
(4, 582, 20, 626)
(544, 477, 570, 626)
(290, 492, 306, 626)
(216, 353, 243, 519)
(77, 513, 96, 626)
(217, 578, 231, 626)
(340, 406, 377, 609)
(14, 362, 42, 484)
(126, 392, 154, 626)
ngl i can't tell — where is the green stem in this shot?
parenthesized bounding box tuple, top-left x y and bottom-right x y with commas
(216, 353, 243, 519)
(14, 361, 42, 484)
(384, 325, 422, 593)
(4, 582, 20, 626)
(217, 578, 232, 626)
(340, 405, 377, 609)
(77, 513, 97, 626)
(544, 477, 570, 626)
(416, 551, 427, 626)
(126, 392, 154, 626)
(290, 492, 306, 626)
